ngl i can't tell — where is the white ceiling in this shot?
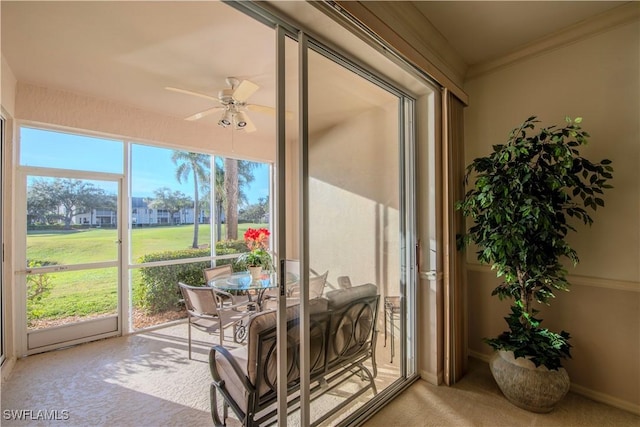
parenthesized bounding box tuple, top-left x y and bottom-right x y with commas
(1, 1, 629, 135)
(412, 1, 628, 66)
(2, 1, 279, 131)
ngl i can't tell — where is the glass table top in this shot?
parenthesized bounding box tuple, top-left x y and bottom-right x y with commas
(208, 271, 298, 292)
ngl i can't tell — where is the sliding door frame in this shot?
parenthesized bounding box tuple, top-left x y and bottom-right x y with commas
(0, 113, 5, 365)
(234, 3, 421, 426)
(227, 1, 431, 425)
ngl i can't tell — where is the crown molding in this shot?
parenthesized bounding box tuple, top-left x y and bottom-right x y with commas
(331, 1, 469, 105)
(466, 2, 640, 81)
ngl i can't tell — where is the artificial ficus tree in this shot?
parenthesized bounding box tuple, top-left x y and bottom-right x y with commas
(457, 116, 613, 369)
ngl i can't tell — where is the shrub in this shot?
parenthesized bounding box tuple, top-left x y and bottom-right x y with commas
(26, 260, 57, 319)
(216, 239, 249, 255)
(136, 240, 248, 313)
(137, 249, 209, 313)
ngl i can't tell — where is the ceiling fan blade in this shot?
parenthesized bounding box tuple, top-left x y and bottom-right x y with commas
(165, 86, 221, 103)
(248, 104, 294, 120)
(185, 106, 224, 121)
(232, 80, 259, 103)
(243, 114, 257, 133)
(246, 104, 275, 116)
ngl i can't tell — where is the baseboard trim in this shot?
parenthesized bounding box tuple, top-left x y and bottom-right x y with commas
(570, 383, 640, 416)
(468, 349, 490, 363)
(419, 368, 443, 385)
(1, 356, 17, 383)
(467, 351, 639, 416)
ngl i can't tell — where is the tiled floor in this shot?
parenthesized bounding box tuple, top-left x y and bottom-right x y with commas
(0, 321, 399, 426)
(1, 321, 637, 426)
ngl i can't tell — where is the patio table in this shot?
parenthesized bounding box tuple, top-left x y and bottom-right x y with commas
(208, 271, 298, 342)
(207, 271, 299, 311)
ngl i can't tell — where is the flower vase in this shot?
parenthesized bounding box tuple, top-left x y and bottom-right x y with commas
(248, 266, 262, 281)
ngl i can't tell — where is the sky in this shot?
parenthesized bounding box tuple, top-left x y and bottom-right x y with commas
(20, 127, 270, 206)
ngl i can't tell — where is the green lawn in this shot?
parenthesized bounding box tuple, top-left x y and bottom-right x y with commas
(26, 223, 266, 325)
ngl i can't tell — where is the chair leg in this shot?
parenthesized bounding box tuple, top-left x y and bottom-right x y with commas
(384, 306, 388, 347)
(187, 318, 192, 360)
(371, 331, 378, 378)
(210, 384, 226, 426)
(390, 310, 395, 363)
(219, 318, 224, 346)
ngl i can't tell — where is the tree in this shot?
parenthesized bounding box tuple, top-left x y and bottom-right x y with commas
(27, 185, 59, 225)
(213, 159, 226, 242)
(146, 187, 192, 224)
(27, 178, 111, 229)
(172, 151, 210, 248)
(457, 116, 613, 370)
(224, 158, 239, 240)
(239, 197, 269, 223)
(223, 159, 259, 240)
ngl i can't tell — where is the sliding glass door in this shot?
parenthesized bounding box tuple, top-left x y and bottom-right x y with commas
(303, 39, 414, 427)
(268, 13, 418, 424)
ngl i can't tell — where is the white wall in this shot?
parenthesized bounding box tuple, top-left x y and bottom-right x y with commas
(1, 56, 17, 117)
(464, 19, 640, 412)
(308, 102, 400, 295)
(1, 55, 17, 377)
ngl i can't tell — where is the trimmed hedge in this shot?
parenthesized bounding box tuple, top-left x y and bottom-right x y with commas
(136, 241, 249, 313)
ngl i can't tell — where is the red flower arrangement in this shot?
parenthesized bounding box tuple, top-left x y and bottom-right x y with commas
(239, 228, 273, 270)
(244, 227, 270, 251)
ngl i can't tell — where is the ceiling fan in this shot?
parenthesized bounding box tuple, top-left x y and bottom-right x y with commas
(166, 77, 275, 132)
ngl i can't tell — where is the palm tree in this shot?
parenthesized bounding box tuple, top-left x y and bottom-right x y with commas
(224, 158, 239, 240)
(214, 159, 226, 242)
(172, 151, 210, 248)
(223, 159, 259, 240)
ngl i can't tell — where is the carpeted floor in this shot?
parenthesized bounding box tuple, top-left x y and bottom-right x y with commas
(363, 357, 640, 427)
(1, 322, 638, 426)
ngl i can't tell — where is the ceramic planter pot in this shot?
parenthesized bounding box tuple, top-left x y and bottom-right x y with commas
(489, 350, 570, 413)
(248, 266, 262, 281)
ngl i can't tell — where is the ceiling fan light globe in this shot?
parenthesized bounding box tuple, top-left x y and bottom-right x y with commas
(219, 110, 233, 127)
(235, 111, 248, 129)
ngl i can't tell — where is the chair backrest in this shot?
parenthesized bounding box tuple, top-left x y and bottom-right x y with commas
(179, 282, 221, 316)
(243, 284, 378, 403)
(203, 264, 233, 283)
(325, 283, 377, 308)
(324, 283, 378, 366)
(309, 270, 328, 299)
(288, 270, 328, 299)
(247, 298, 330, 398)
(337, 276, 352, 289)
(285, 259, 300, 277)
